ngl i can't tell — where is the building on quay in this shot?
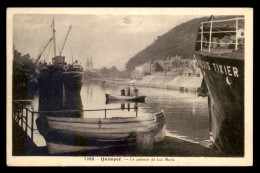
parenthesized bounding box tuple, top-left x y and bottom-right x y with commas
(131, 55, 201, 78)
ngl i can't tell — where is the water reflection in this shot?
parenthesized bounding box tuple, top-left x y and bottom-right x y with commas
(127, 103, 130, 112)
(31, 79, 210, 147)
(80, 79, 210, 145)
(35, 81, 84, 152)
(121, 103, 125, 110)
(38, 82, 83, 118)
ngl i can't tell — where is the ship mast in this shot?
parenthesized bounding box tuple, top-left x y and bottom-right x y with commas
(52, 18, 56, 57)
(60, 25, 72, 56)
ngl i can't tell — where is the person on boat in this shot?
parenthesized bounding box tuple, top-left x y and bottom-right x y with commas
(133, 87, 139, 97)
(121, 89, 125, 96)
(127, 87, 131, 96)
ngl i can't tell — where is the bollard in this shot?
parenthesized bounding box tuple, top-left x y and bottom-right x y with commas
(136, 132, 154, 154)
(154, 128, 166, 142)
(105, 109, 106, 119)
(136, 108, 138, 117)
(31, 112, 34, 141)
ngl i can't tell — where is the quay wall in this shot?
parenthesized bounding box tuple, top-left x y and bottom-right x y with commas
(91, 75, 203, 92)
(135, 75, 203, 92)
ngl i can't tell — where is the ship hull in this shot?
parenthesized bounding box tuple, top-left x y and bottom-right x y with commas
(38, 68, 64, 111)
(194, 52, 244, 156)
(105, 94, 146, 102)
(62, 71, 83, 91)
(62, 71, 83, 114)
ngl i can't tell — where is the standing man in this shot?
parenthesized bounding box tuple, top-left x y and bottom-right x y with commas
(121, 89, 125, 96)
(127, 87, 131, 96)
(133, 87, 139, 97)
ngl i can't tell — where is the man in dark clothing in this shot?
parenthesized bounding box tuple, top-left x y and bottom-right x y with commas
(127, 87, 131, 96)
(121, 89, 125, 96)
(133, 87, 139, 97)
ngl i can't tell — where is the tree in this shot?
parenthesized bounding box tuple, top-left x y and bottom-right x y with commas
(154, 62, 164, 71)
(100, 67, 108, 78)
(109, 66, 120, 78)
(172, 58, 181, 68)
(110, 66, 119, 73)
(119, 70, 131, 78)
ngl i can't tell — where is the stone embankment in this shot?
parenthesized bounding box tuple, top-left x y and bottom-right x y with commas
(92, 74, 203, 92)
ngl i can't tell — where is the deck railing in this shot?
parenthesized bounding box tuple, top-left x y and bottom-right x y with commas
(12, 100, 139, 142)
(197, 17, 245, 52)
(33, 107, 139, 118)
(12, 102, 39, 143)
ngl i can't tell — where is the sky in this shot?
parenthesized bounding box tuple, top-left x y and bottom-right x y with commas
(13, 14, 203, 70)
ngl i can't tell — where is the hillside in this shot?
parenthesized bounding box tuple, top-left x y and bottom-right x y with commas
(126, 15, 244, 71)
(125, 16, 209, 71)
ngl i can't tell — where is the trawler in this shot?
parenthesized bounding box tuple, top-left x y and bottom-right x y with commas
(194, 16, 244, 156)
(37, 19, 83, 111)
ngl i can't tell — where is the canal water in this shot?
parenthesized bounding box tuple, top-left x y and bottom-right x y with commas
(28, 79, 211, 147)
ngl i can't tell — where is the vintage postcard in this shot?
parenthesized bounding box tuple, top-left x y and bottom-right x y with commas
(6, 8, 253, 166)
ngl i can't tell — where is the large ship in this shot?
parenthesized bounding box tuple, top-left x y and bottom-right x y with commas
(194, 16, 244, 156)
(37, 19, 83, 112)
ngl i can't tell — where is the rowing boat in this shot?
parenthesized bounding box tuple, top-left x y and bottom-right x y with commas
(36, 111, 165, 154)
(105, 93, 146, 102)
(105, 99, 145, 104)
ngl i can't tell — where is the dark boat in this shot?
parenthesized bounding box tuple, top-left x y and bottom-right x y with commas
(105, 93, 146, 102)
(194, 16, 244, 156)
(37, 111, 165, 154)
(37, 56, 65, 111)
(105, 99, 145, 104)
(37, 19, 83, 111)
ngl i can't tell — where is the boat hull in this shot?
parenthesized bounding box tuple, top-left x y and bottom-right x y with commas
(105, 94, 146, 102)
(194, 51, 244, 156)
(38, 69, 64, 111)
(62, 71, 83, 91)
(36, 111, 165, 154)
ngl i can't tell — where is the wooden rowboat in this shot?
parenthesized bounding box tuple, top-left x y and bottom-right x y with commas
(105, 93, 146, 102)
(37, 111, 165, 154)
(105, 99, 145, 104)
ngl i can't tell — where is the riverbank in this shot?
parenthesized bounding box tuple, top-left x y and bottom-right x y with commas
(89, 74, 203, 92)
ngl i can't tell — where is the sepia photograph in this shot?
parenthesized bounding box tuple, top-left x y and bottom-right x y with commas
(6, 8, 253, 166)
